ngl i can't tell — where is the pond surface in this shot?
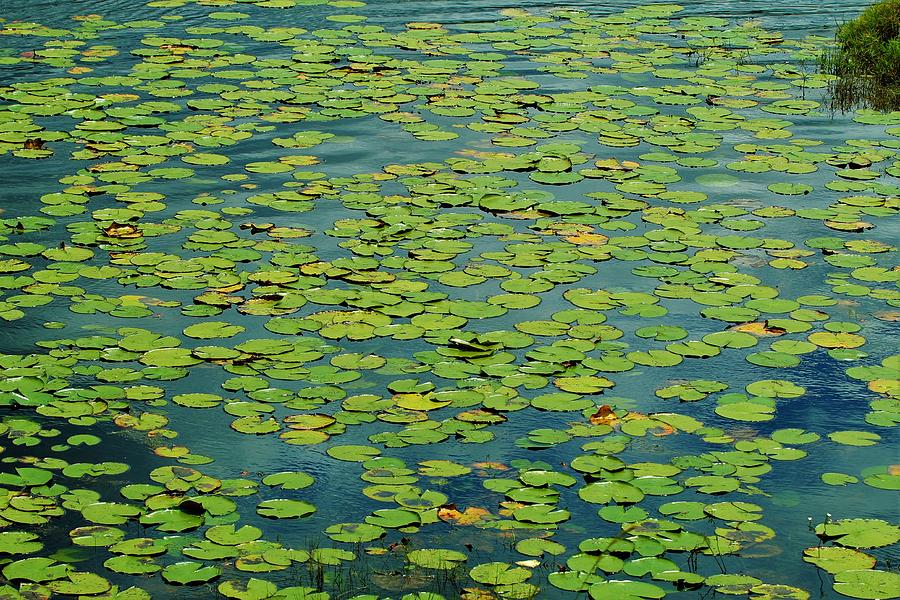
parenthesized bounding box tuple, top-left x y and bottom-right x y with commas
(0, 0, 897, 599)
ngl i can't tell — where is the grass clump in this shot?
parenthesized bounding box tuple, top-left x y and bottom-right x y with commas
(819, 0, 900, 111)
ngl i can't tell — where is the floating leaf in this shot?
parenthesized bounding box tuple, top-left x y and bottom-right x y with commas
(815, 519, 900, 548)
(161, 562, 222, 585)
(257, 499, 316, 519)
(408, 549, 467, 570)
(833, 570, 900, 599)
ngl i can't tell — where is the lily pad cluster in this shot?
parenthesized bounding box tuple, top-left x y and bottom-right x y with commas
(0, 0, 896, 599)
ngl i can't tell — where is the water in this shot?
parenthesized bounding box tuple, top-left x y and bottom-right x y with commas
(0, 0, 897, 599)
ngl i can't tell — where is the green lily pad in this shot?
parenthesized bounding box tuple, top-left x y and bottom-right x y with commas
(325, 523, 386, 543)
(218, 578, 279, 600)
(262, 471, 315, 490)
(828, 431, 881, 446)
(257, 499, 316, 519)
(803, 546, 876, 574)
(469, 562, 531, 585)
(161, 561, 222, 585)
(407, 549, 467, 570)
(206, 524, 262, 546)
(815, 519, 900, 548)
(833, 570, 900, 599)
(589, 580, 665, 600)
(183, 322, 245, 339)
